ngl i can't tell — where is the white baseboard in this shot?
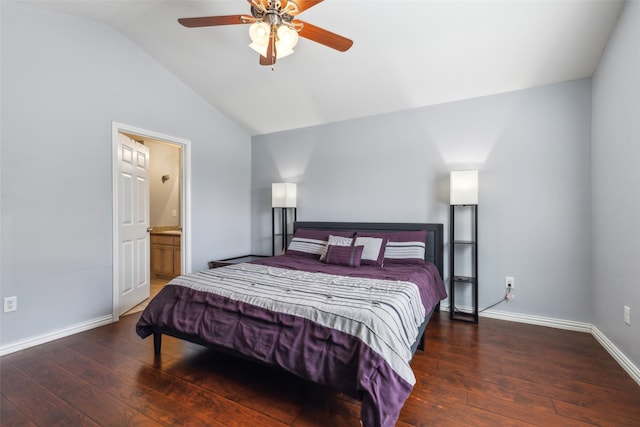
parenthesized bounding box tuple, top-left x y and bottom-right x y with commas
(591, 325, 640, 386)
(480, 308, 593, 333)
(441, 304, 639, 386)
(0, 315, 113, 357)
(442, 304, 591, 332)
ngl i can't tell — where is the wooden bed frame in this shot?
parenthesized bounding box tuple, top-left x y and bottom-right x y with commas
(151, 221, 444, 355)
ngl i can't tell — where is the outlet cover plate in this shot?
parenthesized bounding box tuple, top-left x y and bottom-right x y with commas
(505, 276, 515, 289)
(624, 306, 631, 326)
(4, 296, 17, 312)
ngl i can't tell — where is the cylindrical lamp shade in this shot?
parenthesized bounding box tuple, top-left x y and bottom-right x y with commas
(450, 170, 478, 205)
(272, 183, 297, 208)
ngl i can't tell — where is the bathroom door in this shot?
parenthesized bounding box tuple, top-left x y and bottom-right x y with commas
(117, 133, 150, 315)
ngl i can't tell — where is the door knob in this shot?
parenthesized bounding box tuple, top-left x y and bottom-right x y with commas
(147, 227, 154, 233)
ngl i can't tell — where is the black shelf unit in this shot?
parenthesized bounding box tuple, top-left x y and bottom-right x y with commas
(449, 204, 478, 323)
(272, 207, 297, 256)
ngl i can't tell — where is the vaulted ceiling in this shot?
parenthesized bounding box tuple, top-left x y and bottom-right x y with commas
(27, 0, 625, 135)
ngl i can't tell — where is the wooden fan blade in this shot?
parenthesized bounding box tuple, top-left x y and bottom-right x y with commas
(259, 54, 275, 66)
(296, 20, 353, 52)
(259, 31, 277, 66)
(289, 0, 324, 15)
(178, 15, 249, 28)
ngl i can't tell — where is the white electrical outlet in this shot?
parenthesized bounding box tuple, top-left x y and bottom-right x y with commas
(505, 276, 515, 289)
(624, 306, 631, 326)
(4, 296, 17, 312)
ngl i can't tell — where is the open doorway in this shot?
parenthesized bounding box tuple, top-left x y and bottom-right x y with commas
(112, 122, 191, 321)
(123, 135, 181, 316)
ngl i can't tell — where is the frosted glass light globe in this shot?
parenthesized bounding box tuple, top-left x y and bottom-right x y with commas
(277, 25, 299, 50)
(249, 22, 270, 46)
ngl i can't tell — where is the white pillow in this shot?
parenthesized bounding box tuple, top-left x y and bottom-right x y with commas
(354, 236, 385, 265)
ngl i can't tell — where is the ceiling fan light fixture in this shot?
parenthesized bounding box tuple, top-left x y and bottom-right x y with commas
(249, 21, 270, 45)
(249, 23, 297, 60)
(277, 25, 299, 50)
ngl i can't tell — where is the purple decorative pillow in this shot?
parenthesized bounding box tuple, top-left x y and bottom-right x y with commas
(286, 229, 354, 259)
(319, 235, 354, 260)
(324, 245, 364, 267)
(353, 235, 388, 267)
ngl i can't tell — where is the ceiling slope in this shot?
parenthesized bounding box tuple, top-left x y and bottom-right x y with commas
(26, 0, 625, 135)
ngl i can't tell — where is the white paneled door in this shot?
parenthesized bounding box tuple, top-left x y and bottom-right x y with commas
(117, 133, 150, 315)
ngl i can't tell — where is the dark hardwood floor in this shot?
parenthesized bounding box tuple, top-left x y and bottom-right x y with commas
(2, 312, 639, 426)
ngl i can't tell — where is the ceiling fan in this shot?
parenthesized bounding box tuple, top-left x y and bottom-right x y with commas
(178, 0, 353, 66)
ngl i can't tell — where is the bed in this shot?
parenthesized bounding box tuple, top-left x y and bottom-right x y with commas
(136, 222, 446, 427)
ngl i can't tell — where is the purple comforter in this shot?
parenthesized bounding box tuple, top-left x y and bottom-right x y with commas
(136, 255, 446, 427)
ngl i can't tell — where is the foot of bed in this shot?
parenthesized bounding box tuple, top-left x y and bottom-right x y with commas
(153, 332, 162, 355)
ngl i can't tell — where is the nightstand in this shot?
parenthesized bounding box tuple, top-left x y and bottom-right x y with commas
(208, 255, 269, 269)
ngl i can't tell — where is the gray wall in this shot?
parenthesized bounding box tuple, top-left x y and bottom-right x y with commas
(0, 2, 251, 346)
(252, 78, 593, 322)
(592, 1, 640, 370)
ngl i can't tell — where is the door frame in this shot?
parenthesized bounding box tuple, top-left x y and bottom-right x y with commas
(111, 122, 192, 322)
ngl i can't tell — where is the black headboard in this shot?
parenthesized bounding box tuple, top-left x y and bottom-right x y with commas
(293, 222, 444, 278)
